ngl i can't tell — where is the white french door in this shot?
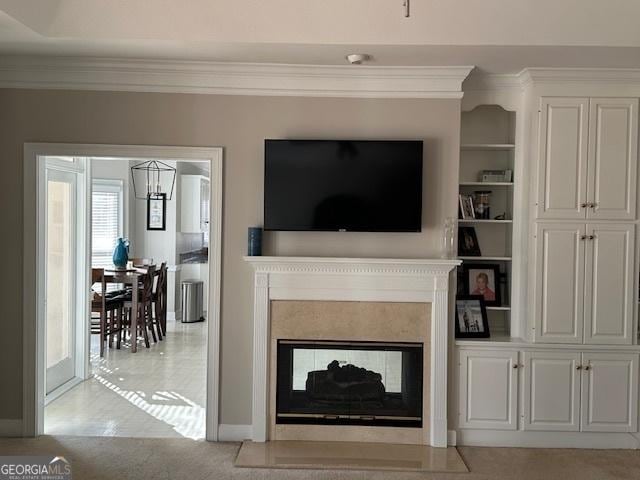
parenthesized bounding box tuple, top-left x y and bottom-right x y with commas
(43, 158, 88, 398)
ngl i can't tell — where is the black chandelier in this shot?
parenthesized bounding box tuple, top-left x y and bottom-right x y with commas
(130, 160, 177, 200)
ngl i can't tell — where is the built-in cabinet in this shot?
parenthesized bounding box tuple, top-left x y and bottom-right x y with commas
(457, 347, 639, 434)
(533, 222, 635, 344)
(180, 175, 210, 233)
(455, 82, 640, 448)
(536, 97, 638, 221)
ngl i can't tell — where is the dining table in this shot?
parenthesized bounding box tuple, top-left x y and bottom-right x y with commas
(103, 267, 144, 353)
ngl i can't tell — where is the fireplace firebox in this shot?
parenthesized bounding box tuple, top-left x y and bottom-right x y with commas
(276, 340, 423, 428)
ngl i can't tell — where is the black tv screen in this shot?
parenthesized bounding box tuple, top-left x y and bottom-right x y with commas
(264, 140, 423, 232)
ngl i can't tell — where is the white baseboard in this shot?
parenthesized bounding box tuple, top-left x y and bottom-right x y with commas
(457, 429, 640, 449)
(447, 429, 457, 446)
(0, 419, 23, 437)
(218, 424, 252, 442)
(167, 310, 182, 322)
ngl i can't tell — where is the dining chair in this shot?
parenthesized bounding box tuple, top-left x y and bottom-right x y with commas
(90, 268, 124, 357)
(152, 262, 168, 339)
(122, 265, 157, 348)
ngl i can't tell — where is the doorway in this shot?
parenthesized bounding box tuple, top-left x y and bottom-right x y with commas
(23, 144, 223, 441)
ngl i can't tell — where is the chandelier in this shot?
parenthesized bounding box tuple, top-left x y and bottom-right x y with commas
(130, 160, 177, 200)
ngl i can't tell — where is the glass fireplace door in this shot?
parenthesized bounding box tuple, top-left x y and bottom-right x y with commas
(276, 340, 423, 428)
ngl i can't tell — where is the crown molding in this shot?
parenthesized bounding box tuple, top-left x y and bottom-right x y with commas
(0, 56, 474, 99)
(518, 67, 640, 89)
(463, 73, 523, 93)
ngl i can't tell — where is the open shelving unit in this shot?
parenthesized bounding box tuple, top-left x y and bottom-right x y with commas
(457, 105, 516, 335)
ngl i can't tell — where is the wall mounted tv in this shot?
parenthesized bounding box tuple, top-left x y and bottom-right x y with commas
(264, 139, 423, 232)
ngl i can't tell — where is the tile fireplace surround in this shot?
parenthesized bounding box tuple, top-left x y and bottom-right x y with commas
(244, 257, 460, 447)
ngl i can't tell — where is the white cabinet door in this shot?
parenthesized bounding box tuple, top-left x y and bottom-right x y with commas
(587, 98, 638, 220)
(458, 350, 518, 430)
(533, 223, 586, 343)
(522, 351, 581, 431)
(584, 224, 635, 344)
(536, 97, 589, 219)
(581, 353, 638, 432)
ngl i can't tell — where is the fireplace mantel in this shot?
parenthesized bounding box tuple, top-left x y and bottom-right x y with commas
(244, 256, 461, 447)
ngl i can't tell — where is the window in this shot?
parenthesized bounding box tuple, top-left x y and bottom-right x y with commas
(92, 179, 124, 267)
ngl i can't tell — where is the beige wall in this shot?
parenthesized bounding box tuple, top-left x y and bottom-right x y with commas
(0, 89, 461, 424)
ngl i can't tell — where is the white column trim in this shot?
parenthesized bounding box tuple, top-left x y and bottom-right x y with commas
(244, 256, 460, 447)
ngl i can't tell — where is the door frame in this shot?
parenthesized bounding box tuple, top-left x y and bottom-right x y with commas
(41, 159, 90, 404)
(23, 143, 224, 440)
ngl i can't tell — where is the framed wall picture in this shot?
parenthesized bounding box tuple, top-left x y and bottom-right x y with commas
(458, 194, 475, 219)
(147, 193, 166, 231)
(455, 295, 490, 338)
(463, 263, 502, 307)
(458, 226, 481, 256)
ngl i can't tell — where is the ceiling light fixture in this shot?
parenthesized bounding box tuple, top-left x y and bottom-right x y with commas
(346, 53, 370, 65)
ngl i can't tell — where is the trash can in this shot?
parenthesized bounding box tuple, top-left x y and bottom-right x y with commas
(181, 280, 205, 323)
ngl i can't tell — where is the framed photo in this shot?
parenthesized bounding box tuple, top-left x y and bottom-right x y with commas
(458, 226, 481, 256)
(463, 263, 501, 307)
(147, 193, 166, 231)
(455, 295, 490, 338)
(459, 194, 475, 219)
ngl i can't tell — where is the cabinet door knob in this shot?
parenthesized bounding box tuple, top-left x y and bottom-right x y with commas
(585, 365, 591, 371)
(588, 235, 595, 240)
(576, 365, 582, 370)
(513, 364, 519, 369)
(580, 235, 587, 240)
(580, 203, 588, 208)
(590, 202, 597, 209)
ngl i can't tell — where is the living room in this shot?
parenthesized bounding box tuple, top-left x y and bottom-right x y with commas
(1, 2, 640, 479)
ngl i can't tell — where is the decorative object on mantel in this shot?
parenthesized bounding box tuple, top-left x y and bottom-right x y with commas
(458, 194, 475, 219)
(441, 217, 456, 259)
(455, 295, 490, 338)
(130, 160, 177, 200)
(147, 193, 167, 231)
(458, 226, 481, 257)
(248, 227, 263, 256)
(462, 263, 502, 307)
(112, 237, 130, 269)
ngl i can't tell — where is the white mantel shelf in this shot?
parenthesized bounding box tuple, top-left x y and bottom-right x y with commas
(243, 256, 460, 447)
(243, 256, 461, 271)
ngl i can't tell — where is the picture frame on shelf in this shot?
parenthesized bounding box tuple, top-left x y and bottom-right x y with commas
(458, 226, 481, 256)
(458, 194, 475, 219)
(455, 295, 490, 338)
(147, 193, 166, 231)
(462, 263, 502, 307)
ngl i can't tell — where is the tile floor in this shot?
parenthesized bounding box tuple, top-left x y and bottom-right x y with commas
(44, 320, 207, 439)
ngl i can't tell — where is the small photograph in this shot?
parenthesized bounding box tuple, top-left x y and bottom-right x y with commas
(463, 264, 501, 306)
(458, 226, 481, 256)
(455, 295, 490, 338)
(458, 194, 475, 219)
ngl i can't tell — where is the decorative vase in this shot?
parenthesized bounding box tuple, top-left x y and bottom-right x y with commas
(248, 227, 263, 256)
(112, 238, 130, 269)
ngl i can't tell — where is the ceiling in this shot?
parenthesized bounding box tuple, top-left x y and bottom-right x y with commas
(1, 0, 640, 74)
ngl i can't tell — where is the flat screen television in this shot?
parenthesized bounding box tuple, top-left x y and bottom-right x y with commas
(264, 139, 423, 232)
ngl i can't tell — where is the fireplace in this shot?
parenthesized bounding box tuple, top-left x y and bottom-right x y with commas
(244, 256, 460, 446)
(276, 340, 423, 428)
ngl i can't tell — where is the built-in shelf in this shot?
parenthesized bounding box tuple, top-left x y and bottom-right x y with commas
(460, 143, 515, 151)
(458, 219, 513, 224)
(459, 256, 512, 261)
(459, 182, 514, 187)
(487, 306, 511, 311)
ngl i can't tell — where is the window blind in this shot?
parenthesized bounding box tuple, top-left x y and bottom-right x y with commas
(92, 180, 123, 268)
